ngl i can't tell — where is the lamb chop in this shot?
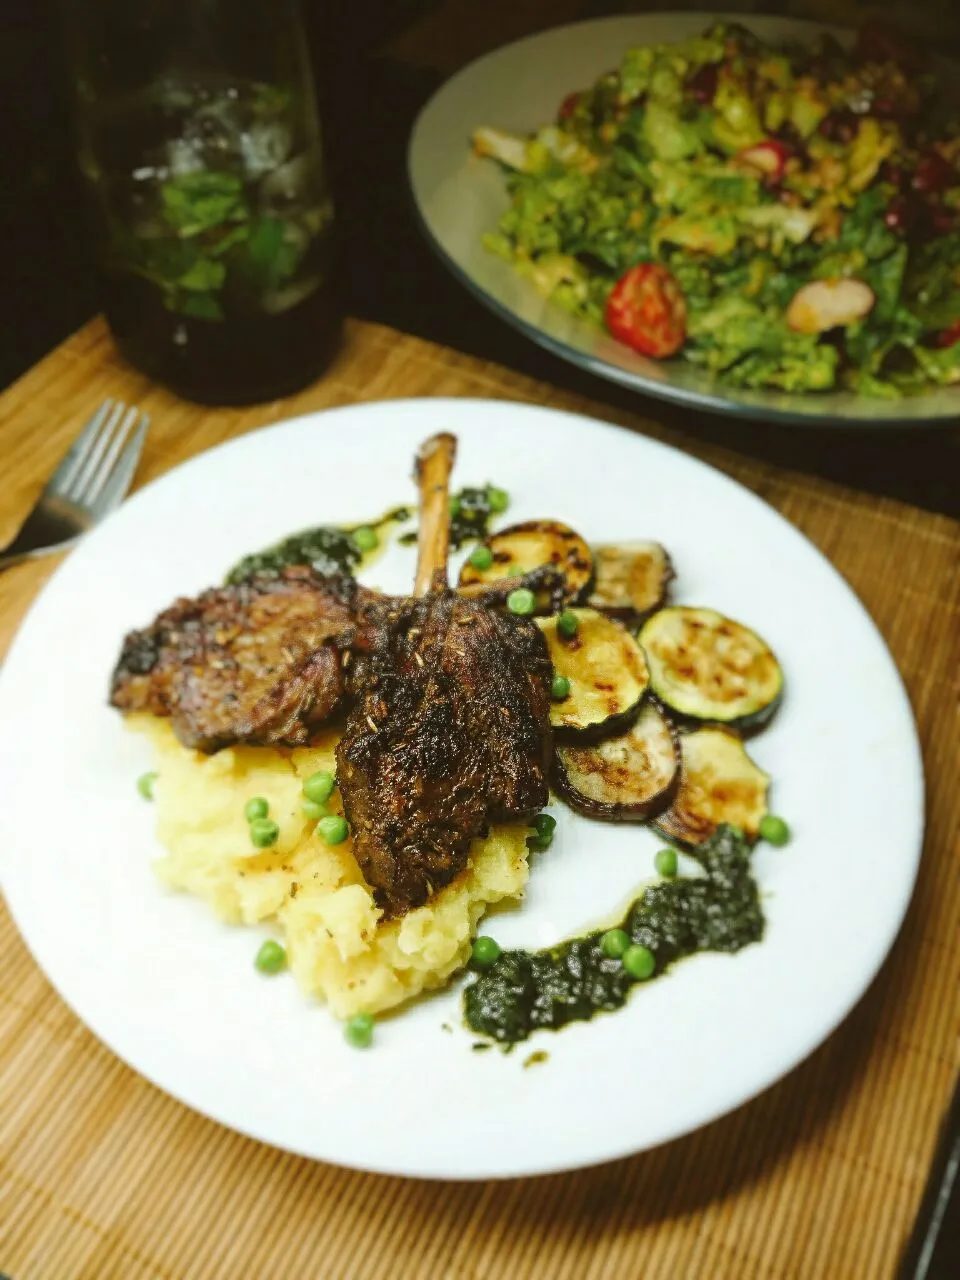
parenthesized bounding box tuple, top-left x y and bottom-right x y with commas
(110, 566, 366, 752)
(336, 434, 554, 916)
(109, 434, 555, 914)
(109, 473, 559, 759)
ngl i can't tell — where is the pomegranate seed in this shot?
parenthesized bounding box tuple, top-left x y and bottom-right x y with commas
(931, 207, 956, 233)
(884, 195, 926, 234)
(856, 20, 926, 72)
(872, 96, 902, 120)
(884, 199, 909, 232)
(686, 64, 718, 104)
(912, 152, 956, 194)
(558, 92, 581, 121)
(818, 110, 858, 144)
(934, 320, 960, 348)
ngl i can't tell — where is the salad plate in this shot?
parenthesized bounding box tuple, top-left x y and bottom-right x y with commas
(0, 398, 923, 1178)
(409, 13, 960, 425)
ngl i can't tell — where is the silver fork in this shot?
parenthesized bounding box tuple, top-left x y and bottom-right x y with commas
(0, 399, 149, 573)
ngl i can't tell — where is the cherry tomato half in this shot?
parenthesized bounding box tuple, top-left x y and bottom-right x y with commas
(605, 264, 687, 359)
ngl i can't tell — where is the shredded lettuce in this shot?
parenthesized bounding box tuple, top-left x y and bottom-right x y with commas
(475, 22, 960, 396)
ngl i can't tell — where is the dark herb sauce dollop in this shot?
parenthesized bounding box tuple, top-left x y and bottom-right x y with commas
(225, 507, 411, 583)
(449, 486, 501, 549)
(464, 825, 764, 1045)
(398, 485, 502, 550)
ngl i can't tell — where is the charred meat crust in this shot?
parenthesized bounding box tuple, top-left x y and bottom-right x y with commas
(109, 433, 557, 920)
(109, 567, 365, 752)
(336, 591, 553, 915)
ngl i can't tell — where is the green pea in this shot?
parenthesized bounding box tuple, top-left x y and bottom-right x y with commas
(254, 939, 287, 974)
(623, 944, 656, 981)
(507, 587, 535, 616)
(601, 928, 630, 959)
(527, 812, 557, 852)
(244, 796, 269, 822)
(472, 935, 501, 967)
(759, 814, 791, 846)
(532, 813, 557, 841)
(317, 814, 349, 845)
(468, 544, 494, 571)
(551, 673, 571, 700)
(302, 799, 326, 821)
(557, 610, 579, 638)
(250, 817, 280, 849)
(344, 1012, 375, 1048)
(352, 525, 378, 554)
(655, 847, 678, 877)
(487, 485, 510, 514)
(303, 770, 336, 805)
(137, 771, 158, 801)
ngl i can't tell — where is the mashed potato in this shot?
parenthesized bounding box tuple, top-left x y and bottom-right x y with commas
(133, 716, 530, 1018)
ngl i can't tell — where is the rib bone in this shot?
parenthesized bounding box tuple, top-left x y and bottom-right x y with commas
(413, 432, 456, 597)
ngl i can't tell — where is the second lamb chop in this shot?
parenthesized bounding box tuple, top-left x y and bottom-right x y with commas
(110, 567, 367, 752)
(336, 433, 555, 916)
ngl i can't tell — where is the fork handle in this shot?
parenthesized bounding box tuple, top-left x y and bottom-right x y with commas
(0, 543, 75, 575)
(0, 550, 36, 575)
(0, 537, 73, 575)
(0, 507, 78, 573)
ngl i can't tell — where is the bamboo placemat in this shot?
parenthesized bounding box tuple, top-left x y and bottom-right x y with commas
(1, 318, 958, 1280)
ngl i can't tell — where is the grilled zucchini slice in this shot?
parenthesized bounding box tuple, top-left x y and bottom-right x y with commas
(655, 727, 770, 847)
(586, 541, 674, 624)
(458, 520, 593, 604)
(555, 701, 680, 821)
(537, 607, 649, 740)
(638, 606, 783, 729)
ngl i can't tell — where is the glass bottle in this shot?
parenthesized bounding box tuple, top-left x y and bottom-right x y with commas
(65, 0, 340, 405)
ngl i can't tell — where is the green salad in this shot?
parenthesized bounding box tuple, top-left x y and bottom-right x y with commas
(473, 21, 960, 396)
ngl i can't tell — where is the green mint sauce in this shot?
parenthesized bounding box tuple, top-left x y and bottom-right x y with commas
(464, 825, 764, 1046)
(224, 507, 412, 583)
(398, 485, 501, 550)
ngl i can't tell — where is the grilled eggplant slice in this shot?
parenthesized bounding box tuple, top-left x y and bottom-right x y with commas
(458, 520, 593, 604)
(555, 701, 680, 821)
(586, 541, 674, 624)
(638, 606, 783, 730)
(655, 726, 770, 847)
(537, 607, 649, 740)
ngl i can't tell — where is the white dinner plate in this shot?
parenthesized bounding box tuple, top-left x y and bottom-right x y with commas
(409, 13, 960, 426)
(0, 399, 923, 1178)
